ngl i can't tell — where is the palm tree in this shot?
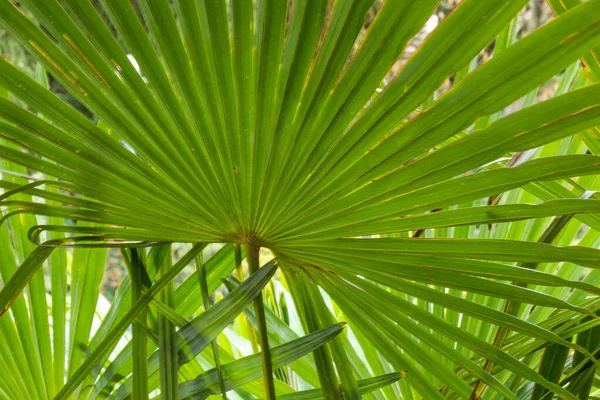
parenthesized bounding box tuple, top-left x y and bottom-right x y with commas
(1, 0, 600, 398)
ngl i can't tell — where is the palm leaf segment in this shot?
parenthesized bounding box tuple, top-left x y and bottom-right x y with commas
(2, 0, 600, 398)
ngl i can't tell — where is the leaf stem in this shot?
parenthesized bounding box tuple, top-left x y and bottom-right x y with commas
(130, 248, 148, 400)
(157, 244, 178, 400)
(246, 245, 276, 399)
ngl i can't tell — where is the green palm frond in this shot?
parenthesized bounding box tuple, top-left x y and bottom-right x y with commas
(1, 0, 600, 398)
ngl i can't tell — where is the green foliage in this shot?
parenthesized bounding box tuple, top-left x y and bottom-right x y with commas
(1, 0, 600, 399)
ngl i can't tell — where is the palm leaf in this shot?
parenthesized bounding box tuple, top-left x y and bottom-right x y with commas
(1, 0, 600, 398)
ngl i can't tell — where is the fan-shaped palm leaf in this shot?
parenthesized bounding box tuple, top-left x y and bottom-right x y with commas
(1, 0, 600, 398)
